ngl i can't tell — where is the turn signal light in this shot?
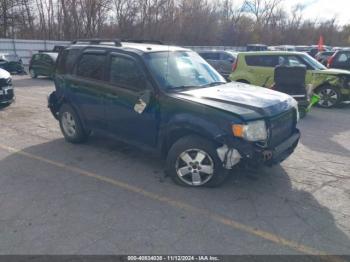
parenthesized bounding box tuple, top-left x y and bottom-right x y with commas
(232, 124, 244, 138)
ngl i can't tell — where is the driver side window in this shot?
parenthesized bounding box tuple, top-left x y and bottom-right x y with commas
(109, 56, 145, 91)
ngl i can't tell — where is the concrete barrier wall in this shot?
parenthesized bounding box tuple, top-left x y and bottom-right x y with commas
(0, 38, 245, 65)
(0, 39, 69, 65)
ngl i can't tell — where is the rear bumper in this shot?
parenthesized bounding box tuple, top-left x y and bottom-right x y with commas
(48, 91, 60, 120)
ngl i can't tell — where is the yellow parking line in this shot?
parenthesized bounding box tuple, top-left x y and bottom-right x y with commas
(0, 143, 344, 261)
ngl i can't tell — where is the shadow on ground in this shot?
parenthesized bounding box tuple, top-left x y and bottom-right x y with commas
(299, 105, 350, 156)
(12, 76, 53, 89)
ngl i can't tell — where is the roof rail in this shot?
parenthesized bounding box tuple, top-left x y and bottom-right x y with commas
(122, 39, 164, 45)
(71, 39, 122, 47)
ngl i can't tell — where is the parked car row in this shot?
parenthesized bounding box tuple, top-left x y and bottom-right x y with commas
(0, 53, 26, 75)
(198, 49, 350, 108)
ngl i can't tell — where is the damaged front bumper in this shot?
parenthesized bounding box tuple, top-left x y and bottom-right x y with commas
(217, 129, 300, 169)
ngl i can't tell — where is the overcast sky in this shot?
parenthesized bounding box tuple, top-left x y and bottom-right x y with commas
(237, 0, 349, 26)
(283, 0, 350, 25)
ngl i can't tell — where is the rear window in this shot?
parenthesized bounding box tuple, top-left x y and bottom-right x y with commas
(245, 55, 278, 67)
(76, 53, 106, 80)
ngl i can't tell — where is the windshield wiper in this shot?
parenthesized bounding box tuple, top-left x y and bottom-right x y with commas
(167, 85, 202, 91)
(203, 81, 226, 87)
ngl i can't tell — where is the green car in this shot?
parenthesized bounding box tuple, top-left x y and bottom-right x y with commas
(29, 52, 58, 79)
(230, 51, 350, 108)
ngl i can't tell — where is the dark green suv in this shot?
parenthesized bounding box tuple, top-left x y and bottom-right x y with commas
(29, 52, 58, 78)
(48, 39, 300, 187)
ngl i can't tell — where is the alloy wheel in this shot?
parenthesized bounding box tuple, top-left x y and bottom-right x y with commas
(61, 111, 77, 137)
(175, 149, 214, 186)
(318, 88, 338, 108)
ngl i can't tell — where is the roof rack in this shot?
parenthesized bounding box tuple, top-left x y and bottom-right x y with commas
(71, 39, 122, 47)
(122, 39, 164, 45)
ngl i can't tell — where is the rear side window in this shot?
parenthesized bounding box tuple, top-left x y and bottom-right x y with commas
(76, 53, 106, 80)
(245, 55, 278, 67)
(109, 56, 144, 91)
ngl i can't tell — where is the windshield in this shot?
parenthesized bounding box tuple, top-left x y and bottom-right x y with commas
(301, 54, 327, 70)
(144, 51, 225, 90)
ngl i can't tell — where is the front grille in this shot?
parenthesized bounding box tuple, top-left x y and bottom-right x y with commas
(0, 78, 11, 88)
(0, 88, 14, 101)
(268, 109, 295, 147)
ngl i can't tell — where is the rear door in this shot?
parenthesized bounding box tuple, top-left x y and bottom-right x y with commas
(104, 52, 158, 147)
(245, 55, 278, 87)
(67, 50, 107, 130)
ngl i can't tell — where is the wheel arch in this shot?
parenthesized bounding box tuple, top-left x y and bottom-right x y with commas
(49, 92, 89, 131)
(159, 115, 227, 158)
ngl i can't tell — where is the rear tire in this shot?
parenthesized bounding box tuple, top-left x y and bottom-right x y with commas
(59, 104, 89, 144)
(315, 85, 342, 108)
(166, 135, 229, 187)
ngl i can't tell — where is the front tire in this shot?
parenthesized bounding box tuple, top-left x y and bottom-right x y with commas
(59, 104, 89, 143)
(316, 85, 342, 108)
(166, 135, 229, 187)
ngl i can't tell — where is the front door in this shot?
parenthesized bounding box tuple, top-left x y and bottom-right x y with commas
(104, 53, 158, 147)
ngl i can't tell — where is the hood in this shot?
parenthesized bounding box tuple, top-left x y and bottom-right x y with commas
(313, 69, 350, 75)
(172, 82, 297, 121)
(0, 68, 10, 79)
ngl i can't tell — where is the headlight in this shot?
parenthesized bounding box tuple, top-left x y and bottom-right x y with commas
(232, 120, 267, 142)
(289, 97, 300, 122)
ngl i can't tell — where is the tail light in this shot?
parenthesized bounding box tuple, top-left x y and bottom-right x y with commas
(327, 54, 335, 68)
(232, 58, 238, 72)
